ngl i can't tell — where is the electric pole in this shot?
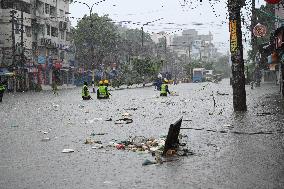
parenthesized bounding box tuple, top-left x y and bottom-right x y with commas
(10, 10, 17, 68)
(228, 0, 247, 111)
(141, 26, 144, 47)
(20, 10, 24, 67)
(251, 0, 257, 62)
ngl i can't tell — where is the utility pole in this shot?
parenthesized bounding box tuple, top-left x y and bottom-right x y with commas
(251, 0, 256, 62)
(164, 36, 168, 73)
(141, 26, 144, 47)
(10, 10, 17, 68)
(228, 0, 247, 111)
(20, 10, 24, 67)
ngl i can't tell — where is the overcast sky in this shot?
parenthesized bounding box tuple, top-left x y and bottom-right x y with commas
(69, 0, 266, 55)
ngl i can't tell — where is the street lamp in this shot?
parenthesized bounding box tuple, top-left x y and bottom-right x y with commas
(141, 18, 164, 47)
(71, 0, 108, 82)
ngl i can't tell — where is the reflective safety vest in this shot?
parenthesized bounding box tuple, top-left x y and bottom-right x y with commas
(82, 85, 90, 97)
(0, 84, 5, 92)
(98, 86, 107, 97)
(160, 84, 167, 94)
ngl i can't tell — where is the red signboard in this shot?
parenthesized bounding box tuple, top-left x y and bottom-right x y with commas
(275, 30, 283, 49)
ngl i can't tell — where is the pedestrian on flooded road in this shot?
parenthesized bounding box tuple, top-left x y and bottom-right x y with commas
(52, 82, 58, 95)
(97, 80, 110, 99)
(82, 81, 92, 100)
(160, 79, 171, 97)
(0, 82, 6, 102)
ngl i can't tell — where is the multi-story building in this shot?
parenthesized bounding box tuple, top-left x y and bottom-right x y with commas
(0, 0, 75, 91)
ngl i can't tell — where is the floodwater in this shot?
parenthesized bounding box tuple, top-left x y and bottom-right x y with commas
(0, 79, 284, 189)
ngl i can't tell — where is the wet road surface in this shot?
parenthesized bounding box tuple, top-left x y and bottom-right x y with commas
(1, 79, 284, 189)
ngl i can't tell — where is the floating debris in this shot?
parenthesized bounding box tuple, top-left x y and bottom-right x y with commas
(256, 112, 272, 116)
(90, 133, 107, 136)
(41, 137, 50, 142)
(217, 91, 229, 96)
(62, 149, 74, 153)
(88, 118, 103, 123)
(92, 144, 103, 149)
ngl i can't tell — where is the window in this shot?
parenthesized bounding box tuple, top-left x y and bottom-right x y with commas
(60, 31, 65, 40)
(51, 27, 58, 37)
(45, 3, 50, 14)
(59, 51, 65, 60)
(66, 32, 71, 41)
(25, 26, 31, 37)
(59, 9, 64, 17)
(36, 0, 44, 14)
(0, 0, 13, 9)
(50, 6, 56, 17)
(15, 23, 20, 34)
(46, 24, 50, 36)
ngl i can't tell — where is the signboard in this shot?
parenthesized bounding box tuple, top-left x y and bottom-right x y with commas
(38, 55, 46, 64)
(253, 23, 267, 37)
(275, 30, 283, 49)
(229, 20, 238, 54)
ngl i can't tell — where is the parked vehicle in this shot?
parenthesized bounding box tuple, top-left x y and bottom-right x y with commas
(192, 68, 206, 83)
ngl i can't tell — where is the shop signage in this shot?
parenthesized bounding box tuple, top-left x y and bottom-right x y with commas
(229, 20, 238, 54)
(275, 30, 283, 49)
(38, 55, 46, 64)
(253, 23, 267, 37)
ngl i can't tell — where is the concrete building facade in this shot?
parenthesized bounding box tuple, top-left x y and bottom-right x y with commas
(0, 0, 75, 91)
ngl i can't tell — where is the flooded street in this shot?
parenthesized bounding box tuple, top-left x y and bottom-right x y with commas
(1, 79, 284, 189)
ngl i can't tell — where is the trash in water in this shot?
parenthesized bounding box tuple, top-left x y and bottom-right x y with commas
(52, 104, 59, 108)
(85, 138, 102, 144)
(256, 112, 272, 116)
(88, 118, 103, 123)
(38, 130, 49, 134)
(62, 149, 74, 153)
(124, 107, 138, 111)
(90, 133, 107, 136)
(217, 91, 229, 96)
(52, 103, 59, 111)
(92, 144, 103, 149)
(170, 92, 179, 96)
(41, 137, 50, 142)
(78, 104, 85, 108)
(11, 125, 19, 128)
(116, 144, 125, 150)
(142, 159, 157, 166)
(115, 112, 133, 124)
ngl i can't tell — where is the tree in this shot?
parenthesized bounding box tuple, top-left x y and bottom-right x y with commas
(248, 4, 274, 64)
(73, 13, 118, 70)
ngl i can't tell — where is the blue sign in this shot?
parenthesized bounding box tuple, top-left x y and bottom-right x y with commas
(267, 55, 272, 64)
(38, 55, 46, 64)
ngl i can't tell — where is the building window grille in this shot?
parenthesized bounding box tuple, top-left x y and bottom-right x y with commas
(26, 26, 32, 37)
(60, 31, 65, 40)
(51, 27, 58, 37)
(50, 6, 56, 17)
(45, 3, 50, 14)
(46, 24, 50, 36)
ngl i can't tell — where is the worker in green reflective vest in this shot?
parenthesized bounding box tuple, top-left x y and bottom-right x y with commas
(0, 82, 5, 102)
(97, 80, 110, 99)
(82, 82, 92, 100)
(160, 79, 171, 97)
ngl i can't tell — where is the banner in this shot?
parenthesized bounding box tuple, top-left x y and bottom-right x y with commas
(229, 20, 238, 54)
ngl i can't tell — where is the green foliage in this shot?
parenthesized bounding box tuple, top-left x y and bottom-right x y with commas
(73, 13, 118, 69)
(248, 4, 274, 62)
(213, 55, 231, 77)
(132, 57, 162, 78)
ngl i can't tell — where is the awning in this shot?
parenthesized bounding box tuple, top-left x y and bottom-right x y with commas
(0, 68, 14, 76)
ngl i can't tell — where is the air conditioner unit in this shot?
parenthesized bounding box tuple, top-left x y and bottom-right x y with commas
(59, 21, 63, 30)
(63, 22, 67, 30)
